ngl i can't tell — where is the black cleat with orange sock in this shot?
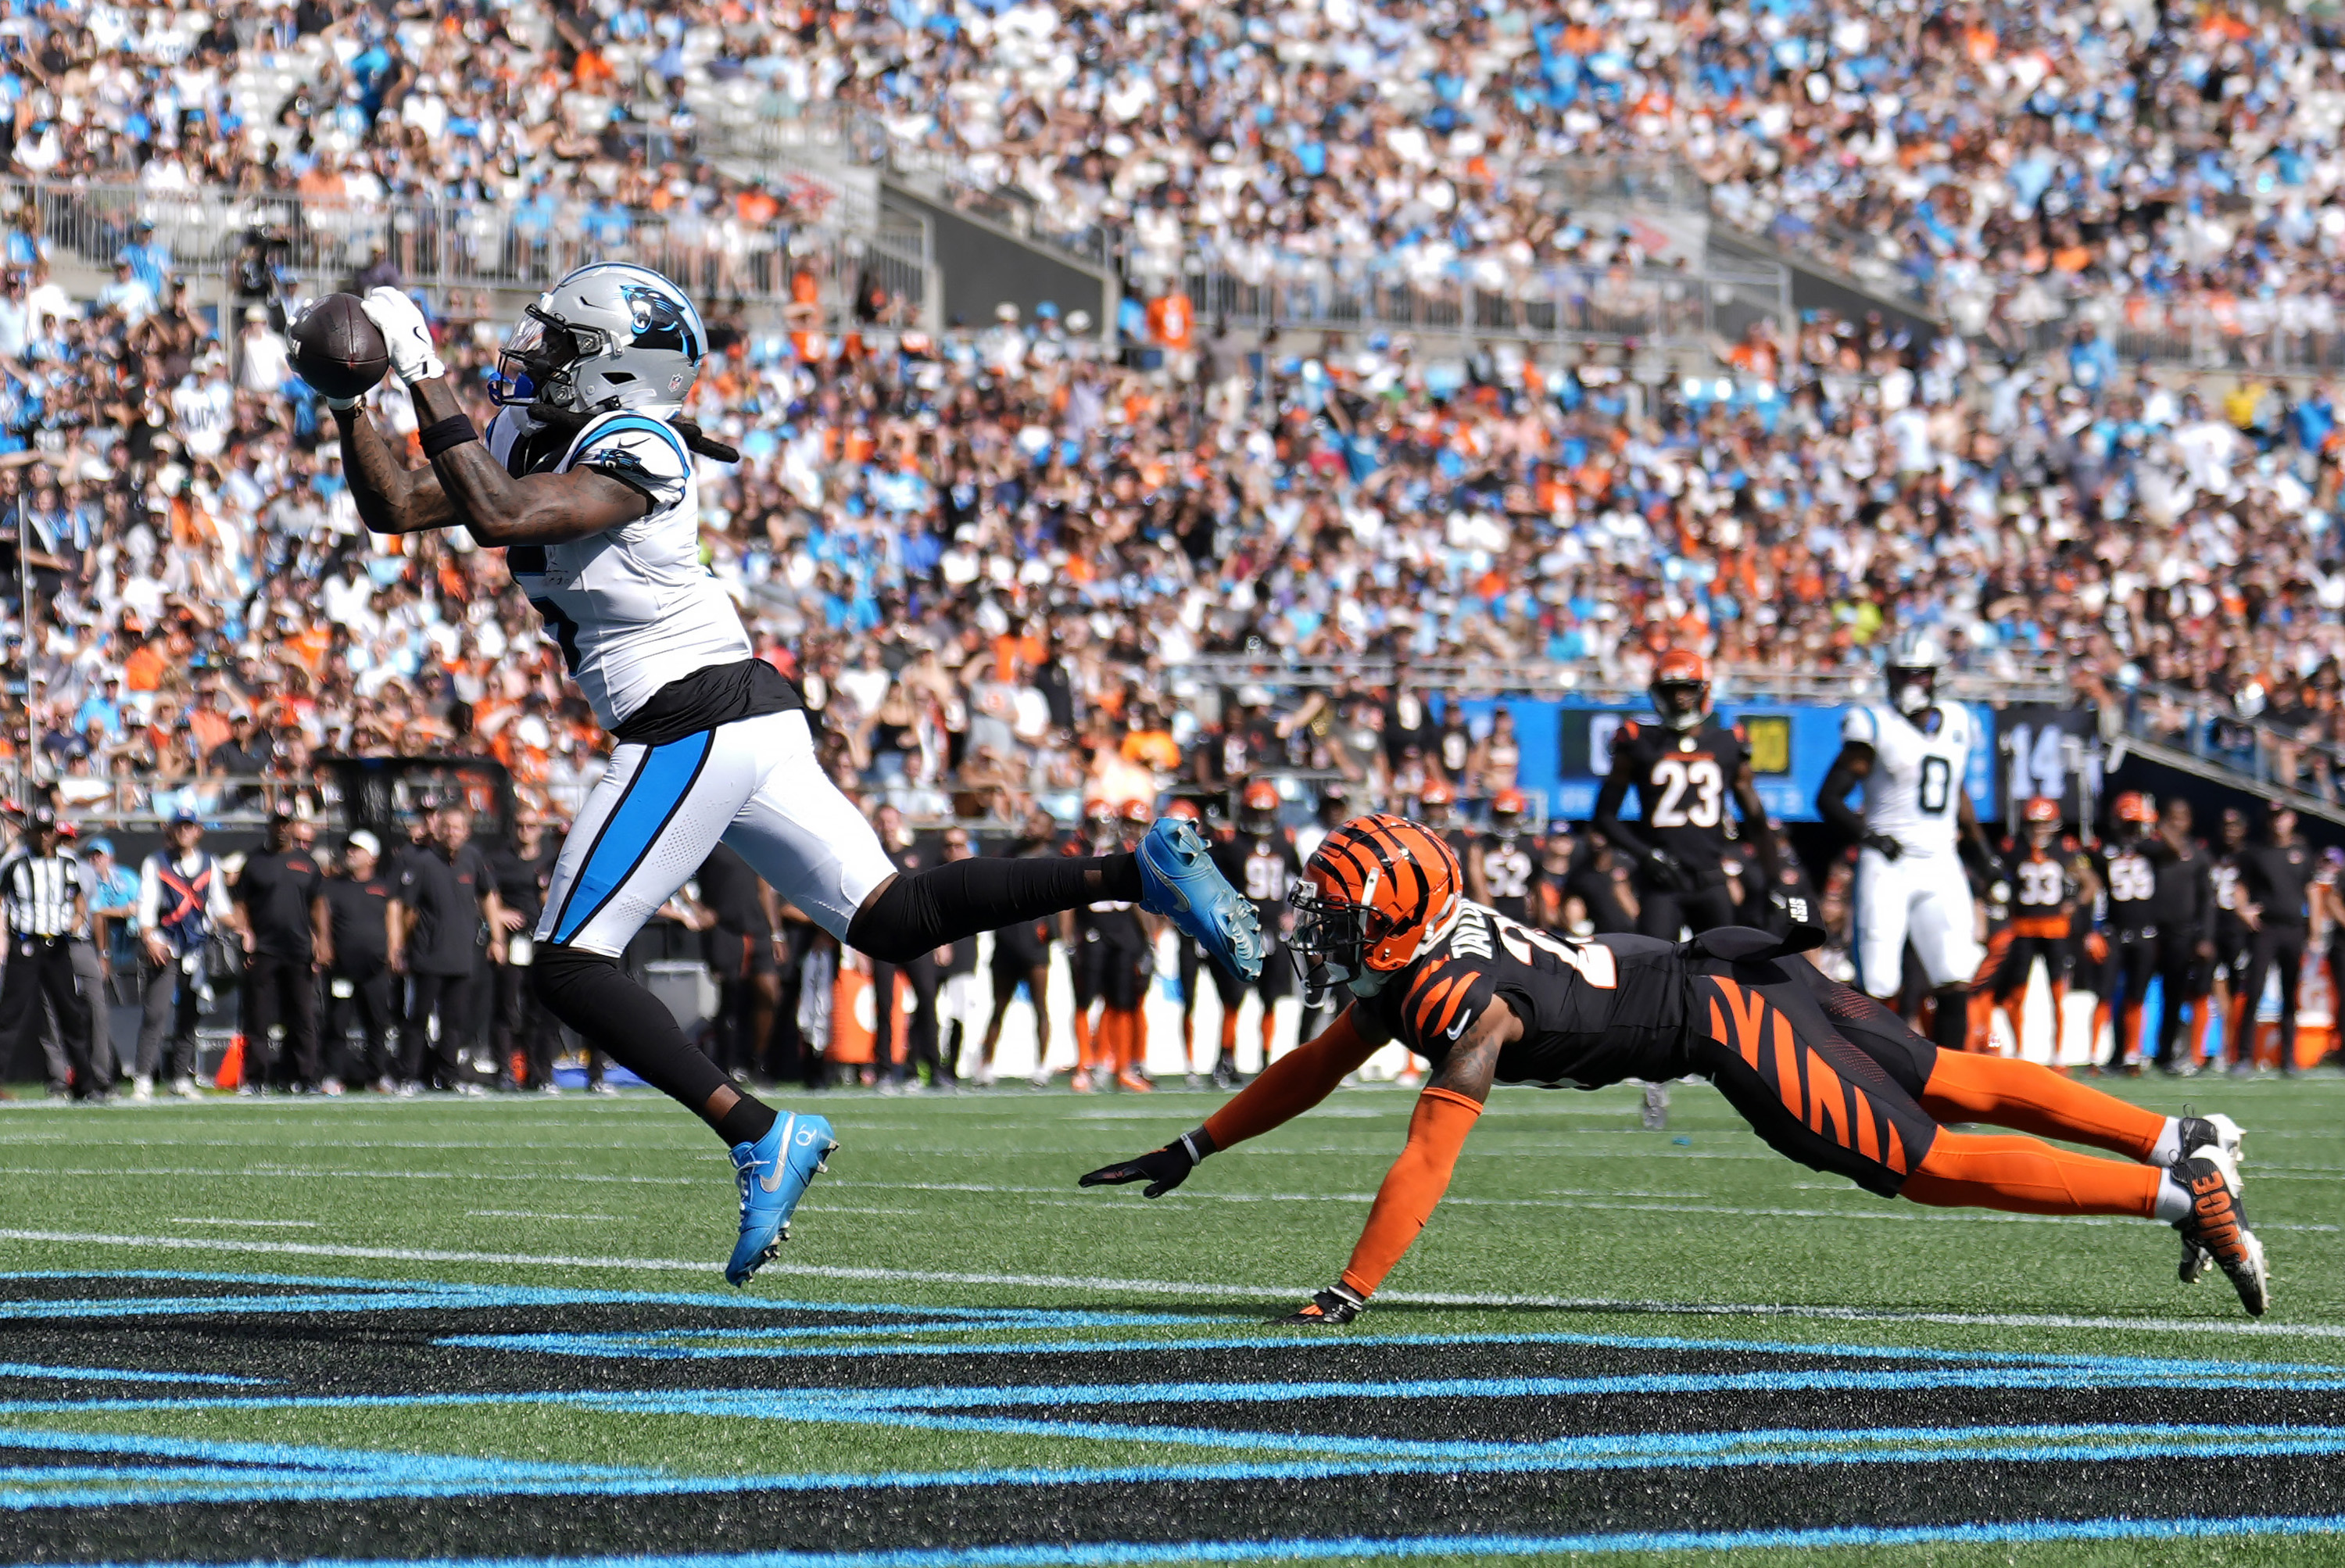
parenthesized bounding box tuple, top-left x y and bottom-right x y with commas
(2172, 1144, 2268, 1316)
(1276, 1282, 1365, 1325)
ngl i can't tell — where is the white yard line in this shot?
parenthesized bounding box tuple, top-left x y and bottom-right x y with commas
(163, 1218, 320, 1229)
(0, 1223, 2336, 1341)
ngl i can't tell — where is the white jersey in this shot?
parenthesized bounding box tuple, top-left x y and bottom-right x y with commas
(1842, 701, 1974, 857)
(488, 407, 749, 731)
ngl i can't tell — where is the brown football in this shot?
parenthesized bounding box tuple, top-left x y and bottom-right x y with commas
(288, 292, 390, 401)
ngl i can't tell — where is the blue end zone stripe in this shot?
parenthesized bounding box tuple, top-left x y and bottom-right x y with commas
(553, 730, 714, 945)
(68, 1515, 2345, 1567)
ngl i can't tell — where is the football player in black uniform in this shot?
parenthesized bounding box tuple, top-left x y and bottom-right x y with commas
(2206, 807, 2250, 1069)
(2147, 797, 2214, 1076)
(2088, 792, 2162, 1073)
(1591, 649, 1780, 939)
(1208, 780, 1305, 1088)
(1084, 814, 2268, 1319)
(1466, 788, 1537, 924)
(2235, 801, 2314, 1076)
(1985, 797, 2078, 1053)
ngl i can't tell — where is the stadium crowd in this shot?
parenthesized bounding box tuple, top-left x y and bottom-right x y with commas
(8, 0, 2345, 1093)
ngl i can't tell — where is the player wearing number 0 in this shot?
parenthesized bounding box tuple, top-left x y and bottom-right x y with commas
(1082, 815, 2270, 1319)
(1817, 629, 1997, 1055)
(325, 267, 1264, 1285)
(1592, 650, 1781, 939)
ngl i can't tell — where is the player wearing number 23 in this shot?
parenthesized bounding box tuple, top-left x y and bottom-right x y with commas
(1592, 649, 1780, 940)
(1817, 629, 2001, 1055)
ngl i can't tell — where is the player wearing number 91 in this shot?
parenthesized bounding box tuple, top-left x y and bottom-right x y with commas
(1817, 629, 2001, 1054)
(1591, 649, 1781, 940)
(1081, 814, 2272, 1322)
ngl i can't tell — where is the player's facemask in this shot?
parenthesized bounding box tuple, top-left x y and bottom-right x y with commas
(1887, 667, 1935, 717)
(1651, 680, 1707, 732)
(1287, 882, 1388, 1007)
(492, 306, 600, 409)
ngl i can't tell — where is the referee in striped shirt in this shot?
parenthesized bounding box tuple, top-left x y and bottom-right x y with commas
(0, 807, 98, 1101)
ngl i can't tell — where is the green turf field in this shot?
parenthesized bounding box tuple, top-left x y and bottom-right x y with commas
(2, 1071, 2343, 1566)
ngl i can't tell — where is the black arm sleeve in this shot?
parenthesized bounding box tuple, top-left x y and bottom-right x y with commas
(1591, 757, 1650, 861)
(1816, 746, 1870, 847)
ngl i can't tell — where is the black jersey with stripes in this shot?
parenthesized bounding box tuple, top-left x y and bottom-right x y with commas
(2093, 839, 2161, 936)
(1357, 901, 1686, 1088)
(1476, 832, 1537, 923)
(1605, 718, 1749, 875)
(1213, 831, 1301, 953)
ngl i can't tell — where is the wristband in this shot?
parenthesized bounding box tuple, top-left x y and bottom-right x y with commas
(418, 413, 481, 458)
(1179, 1126, 1217, 1165)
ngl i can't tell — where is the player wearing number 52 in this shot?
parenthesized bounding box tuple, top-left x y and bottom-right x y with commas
(1817, 631, 2003, 1055)
(1591, 650, 1781, 940)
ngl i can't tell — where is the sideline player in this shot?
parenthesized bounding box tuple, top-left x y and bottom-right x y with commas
(1816, 630, 1996, 1054)
(2206, 807, 2251, 1069)
(1983, 797, 2078, 1052)
(1082, 815, 2267, 1319)
(1210, 780, 1303, 1083)
(1466, 788, 1537, 924)
(1593, 649, 1780, 940)
(2148, 798, 2214, 1075)
(328, 267, 1262, 1283)
(2088, 792, 2161, 1072)
(2235, 801, 2312, 1076)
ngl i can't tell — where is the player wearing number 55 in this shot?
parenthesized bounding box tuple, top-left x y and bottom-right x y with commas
(1591, 649, 1781, 940)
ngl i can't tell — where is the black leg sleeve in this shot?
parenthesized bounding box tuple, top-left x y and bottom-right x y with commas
(845, 854, 1140, 964)
(532, 944, 775, 1144)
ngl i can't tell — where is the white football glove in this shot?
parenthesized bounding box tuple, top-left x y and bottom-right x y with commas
(360, 286, 446, 385)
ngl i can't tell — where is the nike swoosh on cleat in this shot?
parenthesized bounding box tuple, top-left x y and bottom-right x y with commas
(758, 1115, 797, 1193)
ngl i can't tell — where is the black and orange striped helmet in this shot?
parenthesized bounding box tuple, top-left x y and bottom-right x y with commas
(2022, 797, 2061, 825)
(2114, 790, 2157, 827)
(1289, 814, 1462, 997)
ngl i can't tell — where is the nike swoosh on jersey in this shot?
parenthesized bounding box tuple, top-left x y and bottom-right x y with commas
(1445, 1015, 1471, 1041)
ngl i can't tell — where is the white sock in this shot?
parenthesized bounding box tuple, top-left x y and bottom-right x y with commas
(2153, 1168, 2193, 1223)
(2149, 1116, 2183, 1167)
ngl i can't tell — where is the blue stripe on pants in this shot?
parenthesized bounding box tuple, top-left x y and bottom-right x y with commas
(553, 731, 715, 946)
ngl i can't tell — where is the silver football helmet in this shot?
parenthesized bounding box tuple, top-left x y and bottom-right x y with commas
(490, 262, 705, 414)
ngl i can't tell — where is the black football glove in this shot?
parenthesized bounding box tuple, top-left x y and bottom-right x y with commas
(1274, 1282, 1366, 1325)
(1643, 848, 1691, 891)
(1862, 832, 1906, 862)
(1078, 1127, 1215, 1198)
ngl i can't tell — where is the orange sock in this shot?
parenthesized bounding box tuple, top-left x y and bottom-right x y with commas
(2090, 999, 2112, 1058)
(1965, 988, 1996, 1053)
(1073, 1009, 1096, 1074)
(1919, 1051, 2165, 1161)
(2119, 1002, 2145, 1065)
(1220, 1011, 1239, 1058)
(1902, 1128, 2161, 1217)
(2193, 994, 2218, 1063)
(1259, 1009, 1278, 1065)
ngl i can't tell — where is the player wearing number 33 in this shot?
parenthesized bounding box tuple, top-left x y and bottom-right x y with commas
(1592, 649, 1781, 940)
(323, 266, 1265, 1287)
(1081, 815, 2270, 1321)
(1817, 629, 2001, 1055)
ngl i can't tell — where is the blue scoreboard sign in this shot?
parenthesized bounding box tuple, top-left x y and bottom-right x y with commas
(1457, 697, 2005, 824)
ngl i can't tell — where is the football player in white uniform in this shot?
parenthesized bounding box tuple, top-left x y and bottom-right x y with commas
(324, 267, 1262, 1284)
(1816, 630, 2000, 1053)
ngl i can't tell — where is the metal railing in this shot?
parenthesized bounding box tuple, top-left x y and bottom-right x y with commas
(2119, 680, 2345, 807)
(1178, 260, 1790, 347)
(5, 175, 927, 320)
(1166, 656, 2076, 707)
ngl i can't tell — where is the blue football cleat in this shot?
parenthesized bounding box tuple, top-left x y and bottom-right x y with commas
(725, 1111, 836, 1287)
(1137, 818, 1264, 981)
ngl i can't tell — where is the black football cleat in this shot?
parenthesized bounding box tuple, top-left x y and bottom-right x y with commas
(1275, 1283, 1365, 1326)
(2172, 1145, 2268, 1316)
